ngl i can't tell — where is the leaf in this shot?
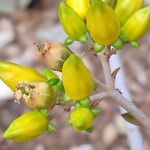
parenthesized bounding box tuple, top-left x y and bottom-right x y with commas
(121, 113, 142, 127)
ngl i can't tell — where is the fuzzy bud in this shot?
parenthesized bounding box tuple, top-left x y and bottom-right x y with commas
(36, 41, 73, 71)
(3, 110, 55, 142)
(0, 62, 47, 92)
(15, 82, 56, 109)
(86, 0, 120, 45)
(62, 54, 94, 101)
(122, 6, 150, 42)
(69, 107, 94, 131)
(115, 0, 144, 26)
(59, 2, 87, 41)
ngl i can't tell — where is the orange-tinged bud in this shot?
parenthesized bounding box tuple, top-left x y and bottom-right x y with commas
(0, 62, 47, 91)
(15, 82, 56, 109)
(36, 41, 73, 71)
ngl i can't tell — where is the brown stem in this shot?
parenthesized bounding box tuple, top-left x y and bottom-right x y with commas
(92, 46, 150, 131)
(91, 91, 150, 132)
(109, 90, 150, 131)
(99, 52, 114, 89)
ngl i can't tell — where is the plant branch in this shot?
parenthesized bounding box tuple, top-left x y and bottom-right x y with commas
(91, 90, 150, 131)
(100, 48, 114, 89)
(88, 46, 150, 131)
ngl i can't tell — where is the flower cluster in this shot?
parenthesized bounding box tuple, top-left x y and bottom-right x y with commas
(0, 0, 150, 142)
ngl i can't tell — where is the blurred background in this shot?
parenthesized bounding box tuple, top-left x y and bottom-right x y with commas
(0, 0, 150, 150)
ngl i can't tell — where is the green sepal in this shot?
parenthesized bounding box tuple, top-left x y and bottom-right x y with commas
(43, 69, 58, 80)
(67, 120, 72, 126)
(40, 109, 49, 117)
(53, 81, 64, 92)
(78, 34, 88, 44)
(112, 38, 124, 50)
(47, 123, 57, 133)
(63, 94, 72, 104)
(49, 78, 60, 86)
(94, 43, 105, 53)
(119, 32, 127, 42)
(91, 108, 101, 118)
(85, 126, 93, 133)
(78, 98, 91, 107)
(65, 37, 74, 45)
(93, 82, 98, 91)
(130, 41, 140, 48)
(74, 103, 81, 110)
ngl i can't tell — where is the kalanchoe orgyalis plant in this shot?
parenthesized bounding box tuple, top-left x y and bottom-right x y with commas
(1, 0, 150, 142)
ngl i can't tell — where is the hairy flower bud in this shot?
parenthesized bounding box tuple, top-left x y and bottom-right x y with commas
(62, 54, 94, 101)
(3, 110, 55, 142)
(0, 62, 47, 91)
(59, 2, 87, 41)
(69, 107, 94, 131)
(115, 0, 144, 26)
(36, 41, 73, 71)
(15, 82, 56, 109)
(122, 6, 150, 42)
(66, 0, 90, 18)
(86, 0, 120, 45)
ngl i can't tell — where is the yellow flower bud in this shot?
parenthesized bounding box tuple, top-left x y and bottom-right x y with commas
(3, 111, 50, 142)
(69, 107, 94, 131)
(62, 54, 94, 101)
(115, 0, 144, 26)
(86, 0, 120, 45)
(66, 0, 90, 18)
(36, 41, 73, 71)
(15, 82, 56, 109)
(59, 2, 87, 40)
(122, 6, 150, 42)
(0, 62, 47, 91)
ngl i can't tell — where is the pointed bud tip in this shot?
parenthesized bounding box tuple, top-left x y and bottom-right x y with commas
(3, 131, 8, 139)
(3, 130, 12, 140)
